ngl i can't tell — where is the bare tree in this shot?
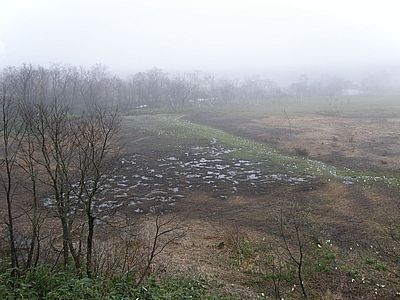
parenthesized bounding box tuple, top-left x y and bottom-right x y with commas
(17, 102, 48, 270)
(283, 108, 293, 139)
(27, 98, 78, 268)
(265, 246, 285, 300)
(135, 215, 184, 287)
(278, 204, 309, 299)
(72, 104, 120, 277)
(0, 79, 25, 276)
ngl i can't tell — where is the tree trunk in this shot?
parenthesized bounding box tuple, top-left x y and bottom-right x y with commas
(6, 195, 18, 276)
(26, 179, 38, 269)
(86, 213, 94, 277)
(60, 217, 70, 268)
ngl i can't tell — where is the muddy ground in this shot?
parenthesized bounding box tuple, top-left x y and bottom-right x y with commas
(187, 111, 400, 174)
(92, 117, 400, 299)
(5, 109, 400, 299)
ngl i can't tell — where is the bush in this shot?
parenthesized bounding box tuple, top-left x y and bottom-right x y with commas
(294, 147, 309, 157)
(0, 266, 231, 299)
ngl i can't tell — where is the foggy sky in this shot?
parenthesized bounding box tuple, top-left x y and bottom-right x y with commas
(1, 0, 400, 80)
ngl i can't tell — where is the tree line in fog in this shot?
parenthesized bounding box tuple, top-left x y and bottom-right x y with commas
(1, 64, 396, 113)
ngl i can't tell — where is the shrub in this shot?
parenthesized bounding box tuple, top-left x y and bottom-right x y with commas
(294, 147, 309, 157)
(0, 266, 231, 300)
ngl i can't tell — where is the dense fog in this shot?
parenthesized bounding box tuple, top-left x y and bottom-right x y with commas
(1, 0, 400, 86)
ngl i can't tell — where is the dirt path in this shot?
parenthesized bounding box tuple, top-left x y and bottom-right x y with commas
(131, 136, 153, 143)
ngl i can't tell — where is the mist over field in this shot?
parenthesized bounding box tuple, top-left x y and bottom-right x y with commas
(1, 1, 400, 299)
(1, 0, 400, 83)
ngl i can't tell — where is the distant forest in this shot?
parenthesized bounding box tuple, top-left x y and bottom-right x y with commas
(1, 64, 397, 112)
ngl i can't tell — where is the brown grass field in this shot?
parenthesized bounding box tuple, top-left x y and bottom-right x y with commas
(4, 97, 400, 299)
(117, 99, 400, 299)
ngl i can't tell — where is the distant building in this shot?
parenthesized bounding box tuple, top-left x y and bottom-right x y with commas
(341, 88, 364, 96)
(189, 98, 216, 108)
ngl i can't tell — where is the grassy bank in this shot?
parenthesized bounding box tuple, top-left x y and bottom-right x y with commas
(0, 267, 231, 300)
(124, 114, 400, 188)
